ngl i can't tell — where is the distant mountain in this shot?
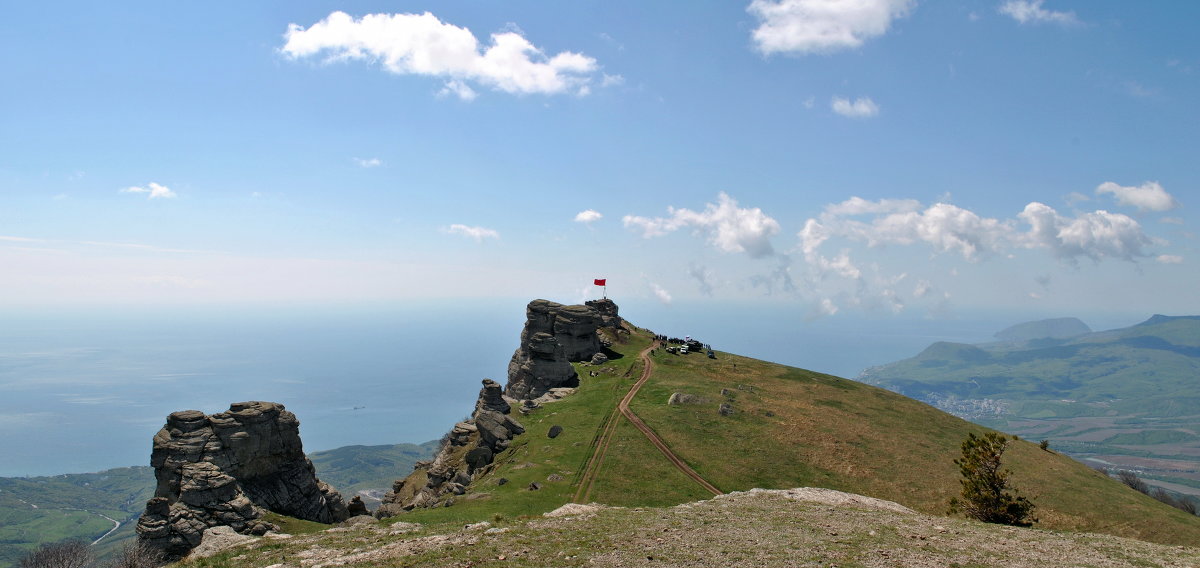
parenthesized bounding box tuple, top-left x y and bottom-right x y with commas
(994, 317, 1091, 342)
(860, 314, 1200, 497)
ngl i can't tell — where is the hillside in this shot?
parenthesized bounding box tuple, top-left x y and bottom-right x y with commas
(167, 316, 1200, 566)
(859, 314, 1200, 497)
(180, 318, 1200, 557)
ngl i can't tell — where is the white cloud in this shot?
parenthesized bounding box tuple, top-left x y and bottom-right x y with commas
(831, 96, 880, 118)
(574, 209, 603, 225)
(748, 0, 915, 55)
(601, 74, 625, 87)
(1157, 254, 1183, 264)
(651, 282, 673, 304)
(282, 11, 601, 98)
(1018, 202, 1152, 261)
(804, 196, 1160, 265)
(824, 196, 919, 216)
(1161, 217, 1184, 225)
(353, 157, 383, 168)
(445, 224, 499, 242)
(120, 182, 176, 199)
(623, 192, 781, 258)
(438, 79, 478, 101)
(998, 0, 1079, 26)
(1095, 181, 1179, 212)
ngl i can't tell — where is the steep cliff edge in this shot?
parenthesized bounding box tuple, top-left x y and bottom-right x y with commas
(135, 401, 349, 560)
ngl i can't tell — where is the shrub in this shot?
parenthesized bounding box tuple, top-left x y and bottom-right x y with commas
(18, 540, 93, 568)
(1039, 439, 1050, 451)
(1116, 469, 1149, 494)
(949, 432, 1036, 527)
(108, 540, 164, 568)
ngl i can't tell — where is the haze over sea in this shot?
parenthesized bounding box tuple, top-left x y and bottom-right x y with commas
(0, 298, 1147, 477)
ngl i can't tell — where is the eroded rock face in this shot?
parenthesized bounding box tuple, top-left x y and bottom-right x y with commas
(376, 379, 524, 519)
(506, 299, 613, 400)
(136, 401, 348, 560)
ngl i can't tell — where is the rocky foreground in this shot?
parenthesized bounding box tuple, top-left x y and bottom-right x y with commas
(179, 488, 1198, 567)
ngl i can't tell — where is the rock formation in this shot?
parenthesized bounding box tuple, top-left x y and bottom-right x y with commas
(136, 401, 348, 560)
(506, 299, 618, 400)
(585, 298, 623, 329)
(376, 379, 525, 518)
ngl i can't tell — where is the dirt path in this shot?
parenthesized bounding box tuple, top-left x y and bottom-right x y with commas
(574, 343, 722, 502)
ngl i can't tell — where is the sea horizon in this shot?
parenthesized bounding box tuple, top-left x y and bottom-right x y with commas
(0, 297, 1154, 477)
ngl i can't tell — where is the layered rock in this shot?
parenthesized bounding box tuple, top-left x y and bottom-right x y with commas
(506, 299, 615, 400)
(136, 401, 348, 560)
(376, 379, 524, 518)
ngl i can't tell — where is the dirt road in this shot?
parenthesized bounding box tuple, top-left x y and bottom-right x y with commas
(574, 343, 721, 502)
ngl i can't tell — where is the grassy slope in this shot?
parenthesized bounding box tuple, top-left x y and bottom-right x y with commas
(373, 324, 1200, 548)
(628, 346, 1200, 546)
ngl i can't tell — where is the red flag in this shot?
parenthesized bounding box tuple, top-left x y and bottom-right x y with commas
(594, 278, 606, 286)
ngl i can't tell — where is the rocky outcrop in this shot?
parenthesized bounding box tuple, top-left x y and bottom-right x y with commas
(376, 379, 525, 518)
(136, 402, 348, 560)
(506, 299, 618, 400)
(585, 298, 623, 329)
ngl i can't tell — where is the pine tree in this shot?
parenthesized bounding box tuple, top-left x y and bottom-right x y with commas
(950, 432, 1036, 527)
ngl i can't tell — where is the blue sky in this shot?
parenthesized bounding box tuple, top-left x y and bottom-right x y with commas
(2, 0, 1197, 320)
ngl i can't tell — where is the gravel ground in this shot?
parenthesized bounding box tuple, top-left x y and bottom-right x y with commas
(188, 488, 1200, 568)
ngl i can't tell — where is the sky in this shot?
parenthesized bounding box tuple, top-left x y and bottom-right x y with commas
(2, 0, 1198, 321)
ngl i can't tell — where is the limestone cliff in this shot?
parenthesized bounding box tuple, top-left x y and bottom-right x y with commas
(505, 299, 616, 400)
(136, 401, 348, 560)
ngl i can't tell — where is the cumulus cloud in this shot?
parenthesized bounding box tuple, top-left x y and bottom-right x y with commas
(281, 11, 601, 99)
(748, 0, 915, 55)
(998, 0, 1079, 26)
(623, 193, 781, 258)
(1095, 181, 1179, 212)
(120, 182, 176, 199)
(574, 209, 603, 225)
(1017, 203, 1152, 261)
(445, 224, 499, 242)
(353, 157, 383, 168)
(803, 196, 1161, 265)
(831, 96, 880, 118)
(1157, 254, 1183, 264)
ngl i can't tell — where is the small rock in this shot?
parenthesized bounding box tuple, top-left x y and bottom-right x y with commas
(548, 425, 563, 439)
(497, 478, 509, 486)
(547, 474, 564, 482)
(718, 403, 734, 416)
(528, 482, 542, 491)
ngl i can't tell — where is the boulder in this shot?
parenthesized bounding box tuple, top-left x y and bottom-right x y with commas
(590, 352, 609, 365)
(547, 425, 563, 439)
(136, 402, 348, 560)
(347, 496, 370, 517)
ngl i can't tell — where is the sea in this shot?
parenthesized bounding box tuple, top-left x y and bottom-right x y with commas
(0, 298, 1145, 477)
